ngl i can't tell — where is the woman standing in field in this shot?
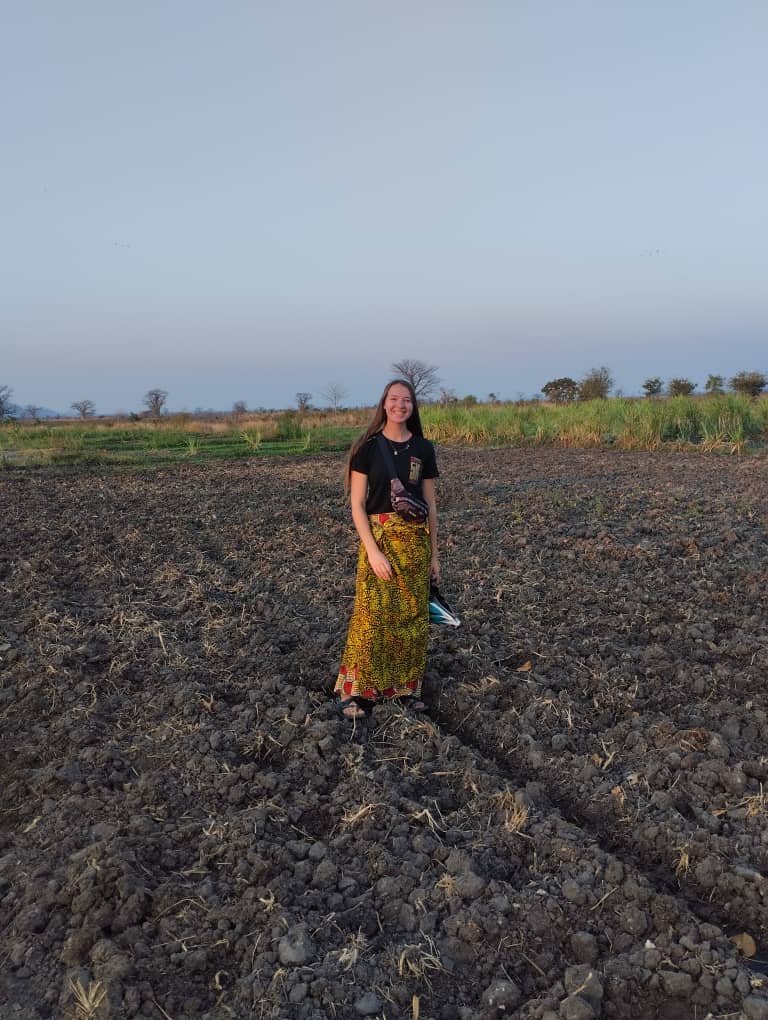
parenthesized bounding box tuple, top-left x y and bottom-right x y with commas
(335, 379, 440, 722)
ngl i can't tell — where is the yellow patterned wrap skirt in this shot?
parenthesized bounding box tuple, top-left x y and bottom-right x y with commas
(336, 513, 431, 701)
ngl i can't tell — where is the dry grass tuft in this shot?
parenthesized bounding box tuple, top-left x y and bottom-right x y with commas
(409, 805, 447, 837)
(742, 784, 766, 818)
(674, 844, 691, 877)
(435, 872, 460, 897)
(487, 788, 530, 834)
(383, 709, 437, 743)
(68, 978, 107, 1020)
(337, 930, 368, 971)
(503, 802, 530, 834)
(397, 935, 445, 986)
(258, 890, 278, 913)
(341, 802, 381, 826)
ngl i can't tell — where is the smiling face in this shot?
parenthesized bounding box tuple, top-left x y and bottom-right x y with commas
(384, 383, 414, 425)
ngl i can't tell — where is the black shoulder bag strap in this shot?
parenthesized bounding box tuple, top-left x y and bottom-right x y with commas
(375, 431, 399, 481)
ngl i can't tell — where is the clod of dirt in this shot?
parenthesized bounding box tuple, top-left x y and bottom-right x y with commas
(744, 996, 768, 1020)
(278, 927, 316, 966)
(564, 965, 603, 1007)
(570, 932, 599, 963)
(559, 996, 596, 1020)
(482, 978, 522, 1010)
(353, 991, 383, 1014)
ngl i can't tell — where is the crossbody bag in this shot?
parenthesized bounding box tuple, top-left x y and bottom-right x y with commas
(375, 433, 430, 524)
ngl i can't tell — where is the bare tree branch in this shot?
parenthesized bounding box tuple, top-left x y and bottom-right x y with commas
(71, 399, 96, 419)
(320, 383, 347, 411)
(391, 360, 440, 400)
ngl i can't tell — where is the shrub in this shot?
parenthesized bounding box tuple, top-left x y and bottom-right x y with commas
(730, 371, 767, 397)
(668, 378, 696, 397)
(578, 366, 613, 400)
(642, 377, 663, 397)
(542, 378, 579, 404)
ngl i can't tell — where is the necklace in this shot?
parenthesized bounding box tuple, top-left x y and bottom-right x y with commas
(387, 437, 411, 456)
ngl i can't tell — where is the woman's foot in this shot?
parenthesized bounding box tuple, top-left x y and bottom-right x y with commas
(339, 699, 366, 718)
(396, 695, 428, 713)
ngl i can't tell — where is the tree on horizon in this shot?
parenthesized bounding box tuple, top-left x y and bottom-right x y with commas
(542, 377, 579, 403)
(71, 399, 96, 419)
(668, 378, 696, 397)
(642, 377, 663, 397)
(730, 371, 767, 397)
(143, 388, 168, 417)
(0, 384, 14, 418)
(320, 382, 348, 412)
(578, 366, 613, 400)
(391, 359, 440, 401)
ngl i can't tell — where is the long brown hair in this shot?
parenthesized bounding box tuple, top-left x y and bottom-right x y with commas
(344, 379, 424, 492)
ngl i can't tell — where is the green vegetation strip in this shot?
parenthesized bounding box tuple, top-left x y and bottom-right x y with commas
(422, 394, 768, 452)
(0, 422, 360, 468)
(1, 396, 766, 468)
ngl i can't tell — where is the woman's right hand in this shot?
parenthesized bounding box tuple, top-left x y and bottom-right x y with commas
(367, 548, 393, 580)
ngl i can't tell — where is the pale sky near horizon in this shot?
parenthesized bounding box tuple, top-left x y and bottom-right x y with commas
(2, 1, 766, 414)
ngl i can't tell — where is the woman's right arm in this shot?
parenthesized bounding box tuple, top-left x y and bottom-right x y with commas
(350, 470, 393, 580)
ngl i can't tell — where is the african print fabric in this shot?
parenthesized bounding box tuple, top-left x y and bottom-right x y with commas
(336, 513, 431, 701)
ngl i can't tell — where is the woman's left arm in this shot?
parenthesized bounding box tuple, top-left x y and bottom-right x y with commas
(422, 477, 440, 584)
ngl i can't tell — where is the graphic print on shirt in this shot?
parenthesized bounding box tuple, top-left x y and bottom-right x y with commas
(409, 457, 422, 484)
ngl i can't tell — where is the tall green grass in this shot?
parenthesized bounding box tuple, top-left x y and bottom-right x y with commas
(422, 395, 768, 451)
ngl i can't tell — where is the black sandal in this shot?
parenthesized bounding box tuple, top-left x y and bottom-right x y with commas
(395, 695, 428, 714)
(336, 697, 373, 720)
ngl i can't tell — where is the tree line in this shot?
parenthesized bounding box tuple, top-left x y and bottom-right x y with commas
(1, 361, 766, 422)
(542, 368, 767, 403)
(0, 386, 172, 422)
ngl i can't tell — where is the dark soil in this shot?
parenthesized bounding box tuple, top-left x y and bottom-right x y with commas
(2, 448, 768, 1020)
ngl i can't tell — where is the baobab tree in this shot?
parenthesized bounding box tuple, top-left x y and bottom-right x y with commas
(143, 388, 168, 417)
(71, 399, 96, 419)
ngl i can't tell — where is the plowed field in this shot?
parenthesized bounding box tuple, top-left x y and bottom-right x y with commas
(2, 449, 767, 1020)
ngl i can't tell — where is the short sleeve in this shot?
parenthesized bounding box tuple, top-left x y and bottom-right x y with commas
(350, 439, 372, 475)
(421, 440, 439, 479)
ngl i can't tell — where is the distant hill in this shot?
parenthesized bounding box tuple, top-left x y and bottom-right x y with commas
(7, 403, 64, 420)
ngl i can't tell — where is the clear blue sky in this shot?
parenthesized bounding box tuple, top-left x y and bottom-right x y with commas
(2, 1, 766, 413)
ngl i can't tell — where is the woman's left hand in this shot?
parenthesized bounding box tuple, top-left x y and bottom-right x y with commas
(430, 555, 441, 584)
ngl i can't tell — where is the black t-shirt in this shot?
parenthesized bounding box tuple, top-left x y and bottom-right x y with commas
(350, 434, 439, 514)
